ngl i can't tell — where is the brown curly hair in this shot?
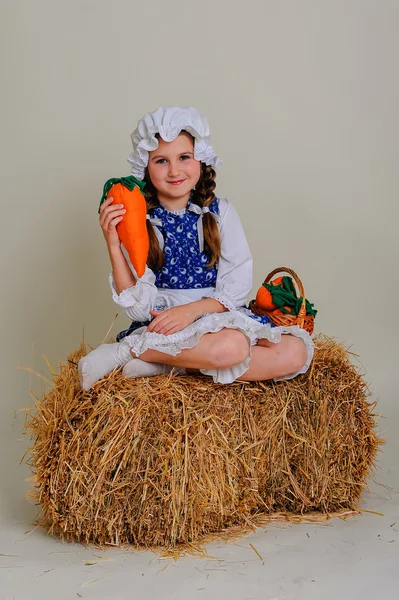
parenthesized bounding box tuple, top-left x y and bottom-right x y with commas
(144, 162, 221, 272)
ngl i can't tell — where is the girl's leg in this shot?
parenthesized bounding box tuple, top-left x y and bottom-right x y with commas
(131, 329, 250, 370)
(78, 330, 247, 389)
(78, 341, 133, 390)
(132, 329, 307, 381)
(236, 335, 308, 381)
(122, 358, 186, 378)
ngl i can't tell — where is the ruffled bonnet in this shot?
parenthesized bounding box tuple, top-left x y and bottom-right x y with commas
(127, 106, 221, 180)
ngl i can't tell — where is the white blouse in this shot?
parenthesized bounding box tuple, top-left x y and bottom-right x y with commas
(109, 198, 253, 321)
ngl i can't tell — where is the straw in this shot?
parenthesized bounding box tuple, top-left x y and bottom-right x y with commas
(24, 336, 383, 549)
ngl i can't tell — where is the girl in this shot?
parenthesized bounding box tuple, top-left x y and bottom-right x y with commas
(78, 106, 313, 391)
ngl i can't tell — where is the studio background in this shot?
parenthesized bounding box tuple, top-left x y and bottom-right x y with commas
(1, 0, 397, 568)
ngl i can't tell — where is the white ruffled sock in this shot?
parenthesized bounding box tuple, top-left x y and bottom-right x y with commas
(78, 342, 133, 391)
(122, 359, 186, 379)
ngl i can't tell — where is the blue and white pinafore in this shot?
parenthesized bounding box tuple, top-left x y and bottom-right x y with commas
(112, 197, 314, 384)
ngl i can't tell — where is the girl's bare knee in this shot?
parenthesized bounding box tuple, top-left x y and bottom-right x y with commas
(210, 330, 249, 368)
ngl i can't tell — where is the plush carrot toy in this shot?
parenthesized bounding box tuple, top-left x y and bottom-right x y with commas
(99, 176, 148, 278)
(255, 276, 317, 318)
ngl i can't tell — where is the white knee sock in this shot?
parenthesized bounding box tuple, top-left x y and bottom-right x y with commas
(122, 359, 186, 379)
(78, 342, 133, 391)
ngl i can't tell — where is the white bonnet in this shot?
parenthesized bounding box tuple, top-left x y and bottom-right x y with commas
(127, 106, 222, 180)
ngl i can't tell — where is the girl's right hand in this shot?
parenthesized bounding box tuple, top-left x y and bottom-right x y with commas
(99, 196, 127, 249)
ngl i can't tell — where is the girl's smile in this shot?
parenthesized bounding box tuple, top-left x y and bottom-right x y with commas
(168, 179, 186, 185)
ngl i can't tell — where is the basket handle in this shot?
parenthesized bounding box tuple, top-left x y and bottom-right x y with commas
(264, 267, 307, 323)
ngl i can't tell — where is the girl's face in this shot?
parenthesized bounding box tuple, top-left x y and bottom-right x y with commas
(147, 132, 201, 209)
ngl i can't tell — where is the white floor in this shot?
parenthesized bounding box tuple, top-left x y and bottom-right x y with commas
(1, 403, 398, 600)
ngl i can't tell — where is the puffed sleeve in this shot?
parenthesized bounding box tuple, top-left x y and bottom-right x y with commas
(109, 246, 158, 321)
(206, 198, 253, 310)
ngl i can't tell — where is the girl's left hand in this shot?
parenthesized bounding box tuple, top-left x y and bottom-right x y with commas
(147, 305, 199, 335)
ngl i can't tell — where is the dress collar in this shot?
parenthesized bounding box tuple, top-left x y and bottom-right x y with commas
(148, 195, 220, 253)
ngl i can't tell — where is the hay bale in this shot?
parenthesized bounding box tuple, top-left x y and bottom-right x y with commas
(25, 337, 382, 549)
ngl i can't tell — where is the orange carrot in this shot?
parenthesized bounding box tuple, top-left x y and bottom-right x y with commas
(99, 177, 149, 278)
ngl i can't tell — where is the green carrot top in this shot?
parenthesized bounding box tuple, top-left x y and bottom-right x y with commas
(98, 176, 146, 214)
(264, 276, 317, 317)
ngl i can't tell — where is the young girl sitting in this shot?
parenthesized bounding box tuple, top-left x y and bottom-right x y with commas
(78, 106, 314, 391)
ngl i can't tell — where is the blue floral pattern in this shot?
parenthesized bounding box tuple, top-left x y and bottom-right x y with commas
(151, 198, 219, 289)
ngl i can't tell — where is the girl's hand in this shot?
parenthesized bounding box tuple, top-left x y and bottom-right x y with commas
(99, 196, 126, 249)
(147, 305, 199, 335)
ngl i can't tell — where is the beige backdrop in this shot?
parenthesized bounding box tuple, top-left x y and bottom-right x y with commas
(1, 0, 398, 519)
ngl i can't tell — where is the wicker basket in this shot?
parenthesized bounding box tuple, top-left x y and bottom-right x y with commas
(249, 267, 315, 335)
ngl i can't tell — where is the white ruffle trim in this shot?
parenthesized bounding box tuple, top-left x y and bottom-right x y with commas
(122, 309, 314, 384)
(109, 275, 155, 307)
(205, 286, 237, 312)
(109, 274, 158, 322)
